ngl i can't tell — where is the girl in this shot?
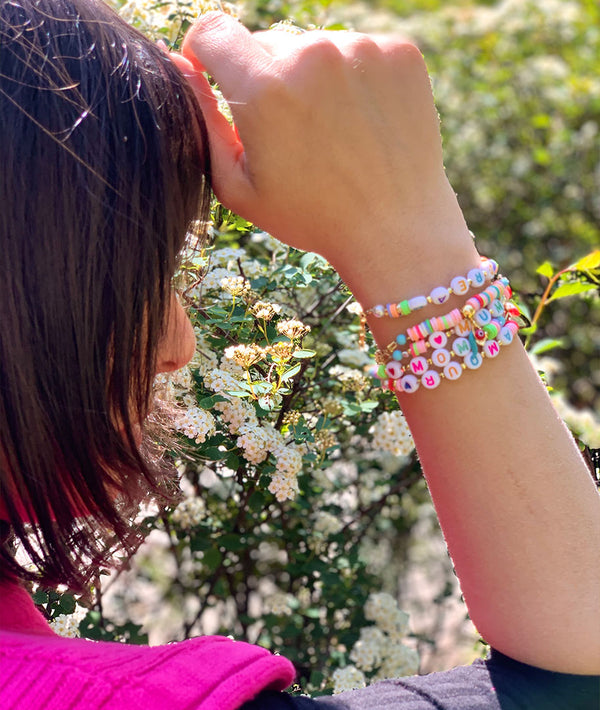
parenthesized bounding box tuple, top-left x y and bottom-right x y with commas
(1, 2, 598, 707)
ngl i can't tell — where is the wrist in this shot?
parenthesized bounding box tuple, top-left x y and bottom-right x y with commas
(329, 181, 480, 313)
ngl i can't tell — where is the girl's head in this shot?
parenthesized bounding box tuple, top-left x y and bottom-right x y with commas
(0, 0, 211, 590)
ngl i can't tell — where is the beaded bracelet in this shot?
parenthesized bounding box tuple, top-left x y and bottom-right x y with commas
(404, 277, 512, 342)
(371, 320, 520, 393)
(375, 296, 512, 363)
(365, 257, 499, 319)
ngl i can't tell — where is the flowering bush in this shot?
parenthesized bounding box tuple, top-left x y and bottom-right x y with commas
(30, 0, 599, 696)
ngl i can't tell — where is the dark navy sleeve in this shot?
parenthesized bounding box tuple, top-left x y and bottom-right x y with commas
(240, 649, 600, 710)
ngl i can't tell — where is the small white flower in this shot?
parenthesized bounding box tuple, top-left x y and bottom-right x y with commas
(49, 614, 81, 638)
(331, 666, 366, 694)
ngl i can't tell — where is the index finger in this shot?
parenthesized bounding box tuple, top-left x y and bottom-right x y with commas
(182, 12, 273, 99)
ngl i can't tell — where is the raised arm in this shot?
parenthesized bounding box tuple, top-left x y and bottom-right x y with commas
(180, 13, 600, 674)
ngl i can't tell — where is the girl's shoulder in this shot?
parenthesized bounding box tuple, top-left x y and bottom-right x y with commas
(0, 630, 294, 710)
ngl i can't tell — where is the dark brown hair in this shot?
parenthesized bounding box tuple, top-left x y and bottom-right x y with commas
(0, 0, 211, 590)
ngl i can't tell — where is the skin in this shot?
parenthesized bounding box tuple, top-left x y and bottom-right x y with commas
(169, 12, 600, 675)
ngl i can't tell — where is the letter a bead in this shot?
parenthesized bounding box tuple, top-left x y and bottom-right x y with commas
(399, 374, 419, 393)
(498, 326, 514, 345)
(422, 371, 441, 390)
(429, 286, 450, 305)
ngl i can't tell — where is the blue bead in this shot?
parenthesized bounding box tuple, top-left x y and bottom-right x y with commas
(392, 350, 403, 361)
(396, 334, 407, 345)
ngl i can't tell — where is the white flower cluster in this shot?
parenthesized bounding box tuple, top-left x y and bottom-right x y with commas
(341, 593, 419, 685)
(266, 591, 294, 617)
(331, 666, 367, 694)
(371, 411, 415, 458)
(204, 369, 303, 501)
(49, 613, 81, 638)
(174, 406, 216, 444)
(171, 496, 206, 530)
(313, 511, 343, 537)
(364, 592, 409, 638)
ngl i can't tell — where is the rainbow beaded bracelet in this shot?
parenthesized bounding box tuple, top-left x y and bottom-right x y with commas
(371, 320, 520, 394)
(365, 257, 500, 319)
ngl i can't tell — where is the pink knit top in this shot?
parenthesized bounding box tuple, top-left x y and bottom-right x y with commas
(0, 582, 295, 709)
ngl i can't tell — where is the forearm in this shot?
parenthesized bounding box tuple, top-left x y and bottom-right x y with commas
(351, 213, 600, 675)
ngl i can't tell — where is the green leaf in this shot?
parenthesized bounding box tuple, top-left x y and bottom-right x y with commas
(31, 590, 49, 605)
(530, 338, 566, 355)
(548, 282, 597, 301)
(536, 261, 554, 279)
(292, 349, 316, 359)
(573, 250, 600, 271)
(281, 363, 302, 381)
(202, 547, 222, 571)
(58, 594, 76, 615)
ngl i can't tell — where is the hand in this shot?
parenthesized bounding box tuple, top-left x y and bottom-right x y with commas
(180, 13, 474, 293)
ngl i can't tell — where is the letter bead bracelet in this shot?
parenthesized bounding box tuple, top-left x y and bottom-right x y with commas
(365, 257, 499, 319)
(364, 262, 522, 395)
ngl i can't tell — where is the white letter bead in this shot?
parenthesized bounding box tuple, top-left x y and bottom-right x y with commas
(464, 352, 484, 370)
(385, 361, 404, 379)
(450, 275, 469, 296)
(429, 332, 447, 349)
(467, 267, 485, 286)
(408, 295, 428, 311)
(454, 319, 472, 337)
(483, 340, 501, 358)
(429, 286, 450, 305)
(490, 299, 505, 317)
(443, 362, 463, 381)
(409, 356, 428, 375)
(498, 326, 514, 345)
(452, 337, 471, 357)
(431, 348, 451, 368)
(474, 309, 492, 326)
(422, 371, 441, 390)
(399, 374, 419, 393)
